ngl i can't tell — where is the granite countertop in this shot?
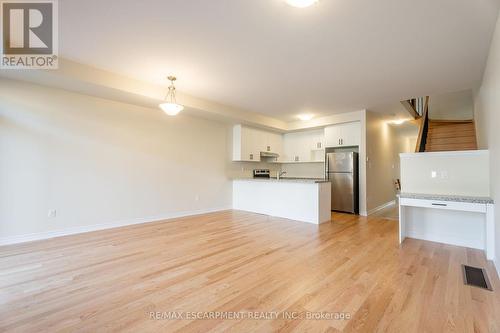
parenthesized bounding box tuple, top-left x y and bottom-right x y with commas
(233, 177, 330, 184)
(398, 192, 494, 204)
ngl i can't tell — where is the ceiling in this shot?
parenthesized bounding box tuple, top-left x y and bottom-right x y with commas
(58, 0, 500, 121)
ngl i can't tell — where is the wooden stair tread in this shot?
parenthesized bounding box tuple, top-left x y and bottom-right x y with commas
(424, 119, 477, 152)
(428, 124, 475, 130)
(426, 133, 476, 140)
(426, 143, 477, 148)
(429, 120, 474, 125)
(427, 128, 475, 135)
(425, 146, 477, 152)
(427, 137, 477, 144)
(429, 118, 473, 122)
(425, 143, 477, 151)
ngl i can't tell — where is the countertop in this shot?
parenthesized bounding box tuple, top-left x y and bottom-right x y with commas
(233, 177, 330, 184)
(398, 192, 494, 204)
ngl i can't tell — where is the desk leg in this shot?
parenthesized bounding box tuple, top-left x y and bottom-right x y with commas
(399, 204, 405, 244)
(486, 204, 495, 261)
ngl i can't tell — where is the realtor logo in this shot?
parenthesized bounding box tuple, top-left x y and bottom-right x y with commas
(1, 0, 58, 68)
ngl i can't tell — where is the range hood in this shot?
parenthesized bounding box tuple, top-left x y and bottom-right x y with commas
(260, 151, 280, 158)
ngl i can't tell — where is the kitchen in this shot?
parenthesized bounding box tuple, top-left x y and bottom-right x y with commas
(231, 121, 362, 224)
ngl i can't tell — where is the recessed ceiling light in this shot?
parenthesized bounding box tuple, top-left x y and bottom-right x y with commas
(285, 0, 318, 8)
(297, 114, 314, 121)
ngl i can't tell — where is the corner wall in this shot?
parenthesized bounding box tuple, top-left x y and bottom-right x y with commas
(474, 12, 500, 272)
(0, 79, 233, 243)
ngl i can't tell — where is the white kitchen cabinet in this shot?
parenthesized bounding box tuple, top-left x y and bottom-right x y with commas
(264, 132, 283, 156)
(324, 125, 342, 148)
(232, 125, 283, 162)
(283, 129, 325, 163)
(309, 129, 325, 150)
(341, 122, 361, 146)
(233, 125, 260, 162)
(324, 122, 360, 148)
(283, 132, 302, 162)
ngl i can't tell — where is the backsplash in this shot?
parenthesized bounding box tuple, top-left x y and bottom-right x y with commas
(227, 161, 282, 179)
(281, 163, 325, 179)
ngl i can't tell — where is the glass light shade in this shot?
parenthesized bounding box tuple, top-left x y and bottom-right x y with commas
(159, 102, 184, 116)
(285, 0, 318, 8)
(297, 114, 314, 121)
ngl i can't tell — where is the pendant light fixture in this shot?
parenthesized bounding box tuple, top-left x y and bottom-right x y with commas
(159, 76, 184, 116)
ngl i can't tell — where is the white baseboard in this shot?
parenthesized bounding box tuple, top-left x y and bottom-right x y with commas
(0, 206, 232, 246)
(494, 257, 500, 279)
(368, 200, 396, 216)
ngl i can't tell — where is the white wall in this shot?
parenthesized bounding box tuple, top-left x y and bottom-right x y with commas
(365, 112, 398, 212)
(429, 89, 474, 120)
(0, 79, 233, 241)
(400, 151, 490, 196)
(474, 12, 500, 271)
(365, 112, 418, 213)
(391, 123, 419, 181)
(281, 163, 324, 178)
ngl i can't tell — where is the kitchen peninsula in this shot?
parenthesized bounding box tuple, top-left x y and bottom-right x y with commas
(233, 178, 331, 224)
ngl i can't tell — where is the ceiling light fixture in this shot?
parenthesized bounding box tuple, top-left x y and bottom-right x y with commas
(285, 0, 318, 8)
(297, 114, 314, 121)
(159, 76, 184, 116)
(391, 119, 406, 125)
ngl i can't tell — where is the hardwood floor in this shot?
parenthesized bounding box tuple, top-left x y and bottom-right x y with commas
(1, 211, 499, 332)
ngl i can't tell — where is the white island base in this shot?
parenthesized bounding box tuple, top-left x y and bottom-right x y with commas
(233, 179, 331, 224)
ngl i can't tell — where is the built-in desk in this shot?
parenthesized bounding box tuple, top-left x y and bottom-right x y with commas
(399, 193, 495, 260)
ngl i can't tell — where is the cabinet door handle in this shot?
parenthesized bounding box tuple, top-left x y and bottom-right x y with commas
(431, 203, 447, 207)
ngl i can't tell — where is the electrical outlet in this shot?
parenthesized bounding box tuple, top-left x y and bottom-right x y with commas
(48, 209, 57, 218)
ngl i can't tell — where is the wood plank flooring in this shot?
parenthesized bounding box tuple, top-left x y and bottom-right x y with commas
(1, 211, 499, 332)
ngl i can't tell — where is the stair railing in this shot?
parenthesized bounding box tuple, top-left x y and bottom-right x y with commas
(412, 97, 425, 117)
(414, 96, 430, 152)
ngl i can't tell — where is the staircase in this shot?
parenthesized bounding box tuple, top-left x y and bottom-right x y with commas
(425, 120, 477, 152)
(401, 96, 479, 153)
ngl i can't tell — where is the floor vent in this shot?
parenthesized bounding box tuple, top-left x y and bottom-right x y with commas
(462, 265, 492, 291)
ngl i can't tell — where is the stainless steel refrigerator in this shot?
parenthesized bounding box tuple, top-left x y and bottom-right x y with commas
(325, 152, 359, 214)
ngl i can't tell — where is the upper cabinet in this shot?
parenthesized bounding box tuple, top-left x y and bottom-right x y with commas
(232, 125, 283, 162)
(310, 130, 325, 150)
(264, 131, 283, 155)
(324, 121, 361, 148)
(282, 129, 325, 163)
(233, 122, 361, 163)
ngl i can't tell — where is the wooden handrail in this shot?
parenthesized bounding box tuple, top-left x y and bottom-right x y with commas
(414, 96, 430, 152)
